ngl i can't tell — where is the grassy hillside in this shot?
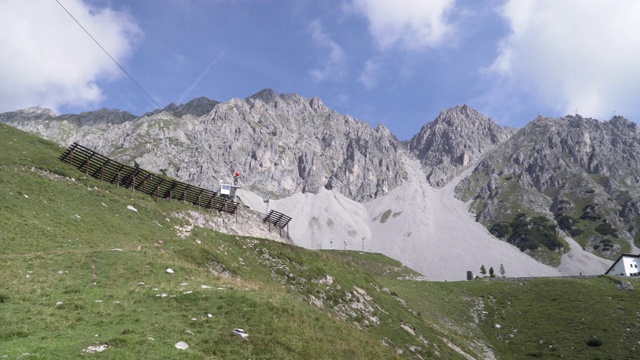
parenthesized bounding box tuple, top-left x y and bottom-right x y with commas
(2, 122, 639, 359)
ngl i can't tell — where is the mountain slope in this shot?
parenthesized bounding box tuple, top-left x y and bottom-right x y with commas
(3, 123, 638, 360)
(456, 115, 640, 261)
(239, 155, 609, 280)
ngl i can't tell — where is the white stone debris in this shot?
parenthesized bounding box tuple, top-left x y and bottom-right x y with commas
(111, 248, 123, 252)
(55, 301, 63, 307)
(23, 194, 29, 199)
(82, 344, 108, 354)
(175, 341, 189, 350)
(233, 328, 249, 339)
(127, 205, 138, 213)
(166, 268, 174, 274)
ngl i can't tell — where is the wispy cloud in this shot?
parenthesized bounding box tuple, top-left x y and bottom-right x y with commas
(0, 0, 141, 112)
(178, 51, 224, 104)
(488, 0, 640, 120)
(309, 19, 347, 82)
(358, 58, 382, 90)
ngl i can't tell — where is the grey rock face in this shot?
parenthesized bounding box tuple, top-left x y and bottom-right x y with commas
(1, 89, 405, 202)
(408, 105, 513, 187)
(456, 114, 640, 257)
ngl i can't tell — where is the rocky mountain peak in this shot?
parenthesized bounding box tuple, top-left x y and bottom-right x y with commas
(1, 91, 405, 202)
(0, 106, 56, 123)
(247, 89, 328, 115)
(408, 105, 511, 187)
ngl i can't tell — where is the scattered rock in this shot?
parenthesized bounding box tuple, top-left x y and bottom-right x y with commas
(175, 341, 189, 350)
(23, 194, 29, 199)
(111, 248, 123, 252)
(82, 344, 108, 353)
(55, 301, 63, 307)
(127, 205, 138, 213)
(495, 324, 502, 329)
(400, 323, 416, 335)
(166, 268, 174, 274)
(618, 281, 634, 291)
(233, 328, 249, 339)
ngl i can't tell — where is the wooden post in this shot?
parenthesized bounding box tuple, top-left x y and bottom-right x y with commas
(68, 145, 75, 164)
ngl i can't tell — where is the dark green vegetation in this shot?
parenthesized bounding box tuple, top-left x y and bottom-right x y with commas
(2, 123, 640, 359)
(489, 213, 567, 266)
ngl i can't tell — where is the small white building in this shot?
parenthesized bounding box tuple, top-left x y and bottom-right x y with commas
(605, 254, 640, 277)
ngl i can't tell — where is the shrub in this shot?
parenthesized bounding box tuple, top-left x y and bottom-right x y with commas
(507, 215, 562, 252)
(595, 222, 618, 237)
(586, 338, 603, 347)
(490, 222, 511, 239)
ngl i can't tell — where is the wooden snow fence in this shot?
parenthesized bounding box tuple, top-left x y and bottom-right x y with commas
(59, 143, 238, 214)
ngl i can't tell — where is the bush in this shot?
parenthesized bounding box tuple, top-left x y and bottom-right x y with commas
(490, 222, 511, 239)
(507, 215, 562, 252)
(586, 338, 603, 347)
(556, 215, 575, 231)
(595, 222, 618, 237)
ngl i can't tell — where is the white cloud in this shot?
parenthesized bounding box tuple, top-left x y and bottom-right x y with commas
(0, 0, 141, 112)
(348, 0, 456, 51)
(309, 20, 347, 82)
(490, 0, 640, 119)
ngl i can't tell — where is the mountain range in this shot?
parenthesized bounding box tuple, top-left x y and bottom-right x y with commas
(3, 89, 638, 279)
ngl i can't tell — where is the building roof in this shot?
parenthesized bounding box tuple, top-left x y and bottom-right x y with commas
(605, 253, 640, 275)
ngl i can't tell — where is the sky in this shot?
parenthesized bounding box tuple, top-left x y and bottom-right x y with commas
(1, 0, 640, 140)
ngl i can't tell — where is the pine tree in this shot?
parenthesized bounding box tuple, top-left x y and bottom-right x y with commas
(500, 264, 505, 277)
(489, 266, 495, 277)
(480, 265, 486, 276)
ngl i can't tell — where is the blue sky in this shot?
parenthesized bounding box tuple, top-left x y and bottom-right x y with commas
(2, 0, 640, 140)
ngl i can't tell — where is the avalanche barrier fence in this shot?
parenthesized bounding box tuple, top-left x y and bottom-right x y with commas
(59, 143, 238, 214)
